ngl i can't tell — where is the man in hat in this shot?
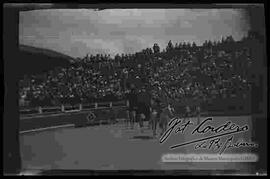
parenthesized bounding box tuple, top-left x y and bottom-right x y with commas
(137, 86, 151, 132)
(150, 96, 162, 137)
(126, 84, 138, 129)
(159, 102, 175, 137)
(184, 105, 191, 123)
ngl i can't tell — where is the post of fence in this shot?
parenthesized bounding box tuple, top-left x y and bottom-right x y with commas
(61, 105, 65, 112)
(95, 102, 98, 109)
(79, 104, 82, 111)
(110, 102, 112, 108)
(38, 106, 42, 114)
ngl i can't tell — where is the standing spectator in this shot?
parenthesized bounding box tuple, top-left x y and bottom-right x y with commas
(126, 84, 138, 129)
(137, 86, 151, 132)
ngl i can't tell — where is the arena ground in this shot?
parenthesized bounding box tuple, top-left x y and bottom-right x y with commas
(19, 114, 257, 173)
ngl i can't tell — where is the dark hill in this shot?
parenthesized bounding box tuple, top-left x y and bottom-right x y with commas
(17, 44, 74, 75)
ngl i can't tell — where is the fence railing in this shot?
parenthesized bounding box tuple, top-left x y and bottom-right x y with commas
(19, 98, 251, 117)
(19, 100, 127, 116)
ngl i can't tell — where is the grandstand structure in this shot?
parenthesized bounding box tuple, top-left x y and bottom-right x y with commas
(18, 33, 257, 134)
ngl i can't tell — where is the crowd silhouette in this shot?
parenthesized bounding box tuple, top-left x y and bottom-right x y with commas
(19, 32, 258, 110)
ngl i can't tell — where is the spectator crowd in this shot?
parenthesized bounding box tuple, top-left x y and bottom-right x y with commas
(19, 32, 258, 108)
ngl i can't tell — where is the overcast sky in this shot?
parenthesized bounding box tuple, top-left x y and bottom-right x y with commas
(19, 8, 250, 58)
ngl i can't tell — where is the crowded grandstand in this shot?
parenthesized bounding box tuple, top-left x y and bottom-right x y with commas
(19, 32, 257, 116)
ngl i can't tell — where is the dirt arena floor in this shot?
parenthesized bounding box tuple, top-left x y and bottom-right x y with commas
(20, 115, 257, 174)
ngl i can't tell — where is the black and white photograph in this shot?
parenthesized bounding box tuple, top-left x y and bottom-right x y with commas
(3, 3, 268, 176)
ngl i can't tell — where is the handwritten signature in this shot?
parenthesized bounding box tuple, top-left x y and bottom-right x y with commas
(159, 117, 258, 154)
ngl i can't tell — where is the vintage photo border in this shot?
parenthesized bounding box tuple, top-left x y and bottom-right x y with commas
(3, 2, 268, 176)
